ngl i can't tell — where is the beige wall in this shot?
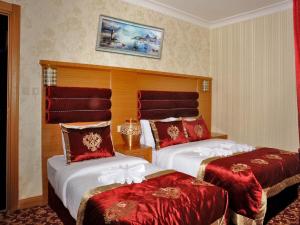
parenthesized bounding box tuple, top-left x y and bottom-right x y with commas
(210, 9, 299, 152)
(5, 0, 210, 199)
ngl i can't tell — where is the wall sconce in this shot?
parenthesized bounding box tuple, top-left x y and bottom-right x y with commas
(43, 65, 57, 86)
(202, 80, 209, 92)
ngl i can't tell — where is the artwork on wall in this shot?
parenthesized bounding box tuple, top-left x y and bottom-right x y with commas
(96, 15, 164, 59)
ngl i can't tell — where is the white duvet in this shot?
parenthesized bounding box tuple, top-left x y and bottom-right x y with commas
(153, 139, 255, 177)
(47, 153, 162, 220)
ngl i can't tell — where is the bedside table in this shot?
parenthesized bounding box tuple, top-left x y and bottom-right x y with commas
(211, 132, 228, 139)
(114, 144, 152, 163)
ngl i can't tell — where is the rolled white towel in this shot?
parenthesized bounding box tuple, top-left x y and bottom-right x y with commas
(97, 164, 146, 185)
(126, 164, 146, 184)
(127, 164, 146, 174)
(195, 147, 232, 157)
(115, 175, 126, 184)
(97, 168, 125, 185)
(219, 143, 235, 149)
(211, 147, 233, 156)
(199, 148, 232, 157)
(230, 144, 255, 153)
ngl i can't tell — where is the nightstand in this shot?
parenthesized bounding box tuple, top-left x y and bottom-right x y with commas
(211, 132, 228, 139)
(114, 144, 152, 163)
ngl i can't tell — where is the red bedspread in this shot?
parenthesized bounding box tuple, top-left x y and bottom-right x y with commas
(200, 148, 300, 225)
(79, 171, 228, 225)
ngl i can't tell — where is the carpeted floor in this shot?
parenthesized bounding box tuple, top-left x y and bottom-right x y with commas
(0, 191, 299, 225)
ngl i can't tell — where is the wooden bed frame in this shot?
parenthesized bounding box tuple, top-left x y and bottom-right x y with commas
(40, 60, 212, 201)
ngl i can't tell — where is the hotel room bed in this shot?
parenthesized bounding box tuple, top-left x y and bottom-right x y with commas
(147, 133, 300, 225)
(48, 153, 229, 225)
(137, 90, 300, 225)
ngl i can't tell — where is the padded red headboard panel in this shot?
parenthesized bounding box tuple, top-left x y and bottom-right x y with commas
(46, 86, 112, 123)
(138, 90, 199, 119)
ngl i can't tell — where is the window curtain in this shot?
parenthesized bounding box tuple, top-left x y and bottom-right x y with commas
(294, 0, 300, 151)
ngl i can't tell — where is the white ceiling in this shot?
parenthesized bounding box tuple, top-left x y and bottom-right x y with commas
(122, 0, 292, 27)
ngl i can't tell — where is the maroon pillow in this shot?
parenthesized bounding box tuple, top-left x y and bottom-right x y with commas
(61, 122, 115, 164)
(149, 120, 189, 150)
(182, 116, 210, 142)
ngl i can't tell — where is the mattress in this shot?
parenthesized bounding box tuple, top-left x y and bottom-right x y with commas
(152, 139, 255, 177)
(47, 153, 162, 219)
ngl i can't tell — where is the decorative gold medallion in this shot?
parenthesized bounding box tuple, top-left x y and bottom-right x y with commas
(230, 163, 250, 173)
(191, 179, 213, 186)
(250, 159, 269, 165)
(82, 132, 102, 151)
(152, 187, 181, 199)
(264, 154, 282, 160)
(167, 125, 180, 140)
(104, 201, 137, 224)
(194, 125, 203, 138)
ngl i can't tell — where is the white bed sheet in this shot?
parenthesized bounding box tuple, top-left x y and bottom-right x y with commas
(152, 139, 254, 177)
(47, 152, 162, 220)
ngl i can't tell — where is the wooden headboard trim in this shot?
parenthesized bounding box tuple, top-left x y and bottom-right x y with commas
(40, 60, 213, 80)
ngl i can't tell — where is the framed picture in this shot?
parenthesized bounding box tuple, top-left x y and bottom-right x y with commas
(96, 15, 164, 59)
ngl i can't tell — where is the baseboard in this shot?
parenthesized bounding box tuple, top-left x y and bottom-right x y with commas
(18, 195, 46, 209)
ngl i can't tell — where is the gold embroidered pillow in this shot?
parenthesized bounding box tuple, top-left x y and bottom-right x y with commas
(61, 122, 114, 164)
(182, 116, 211, 142)
(149, 120, 188, 150)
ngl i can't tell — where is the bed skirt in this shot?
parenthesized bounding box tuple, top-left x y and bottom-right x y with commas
(48, 183, 76, 225)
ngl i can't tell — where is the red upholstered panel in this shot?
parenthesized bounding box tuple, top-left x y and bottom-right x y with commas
(138, 90, 198, 100)
(47, 86, 112, 98)
(46, 111, 112, 123)
(46, 98, 111, 111)
(138, 90, 199, 120)
(46, 86, 112, 123)
(138, 100, 198, 110)
(138, 109, 198, 120)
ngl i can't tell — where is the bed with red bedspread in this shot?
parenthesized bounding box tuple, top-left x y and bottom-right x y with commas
(198, 147, 300, 225)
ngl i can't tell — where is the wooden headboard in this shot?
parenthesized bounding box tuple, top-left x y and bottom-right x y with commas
(40, 60, 212, 201)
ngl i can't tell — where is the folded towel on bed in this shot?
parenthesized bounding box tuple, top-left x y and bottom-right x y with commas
(229, 144, 255, 153)
(195, 147, 232, 157)
(97, 164, 146, 185)
(195, 144, 255, 157)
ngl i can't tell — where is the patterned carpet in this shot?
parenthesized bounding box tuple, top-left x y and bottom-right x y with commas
(0, 191, 299, 225)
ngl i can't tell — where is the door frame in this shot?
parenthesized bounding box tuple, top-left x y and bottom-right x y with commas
(0, 1, 20, 211)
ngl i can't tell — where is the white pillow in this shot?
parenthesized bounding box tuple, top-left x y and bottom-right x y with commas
(140, 117, 180, 149)
(59, 121, 111, 159)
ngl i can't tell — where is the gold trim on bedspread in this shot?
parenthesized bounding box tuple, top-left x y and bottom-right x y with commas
(211, 215, 227, 225)
(197, 156, 221, 180)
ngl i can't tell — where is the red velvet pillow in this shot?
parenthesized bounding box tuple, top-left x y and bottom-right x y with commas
(149, 120, 188, 150)
(61, 122, 115, 164)
(182, 116, 211, 142)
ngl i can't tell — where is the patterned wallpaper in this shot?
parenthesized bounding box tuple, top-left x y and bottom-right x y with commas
(5, 0, 210, 199)
(210, 9, 298, 152)
(5, 0, 297, 201)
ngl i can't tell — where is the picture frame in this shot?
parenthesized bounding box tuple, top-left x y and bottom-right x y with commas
(96, 15, 164, 59)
